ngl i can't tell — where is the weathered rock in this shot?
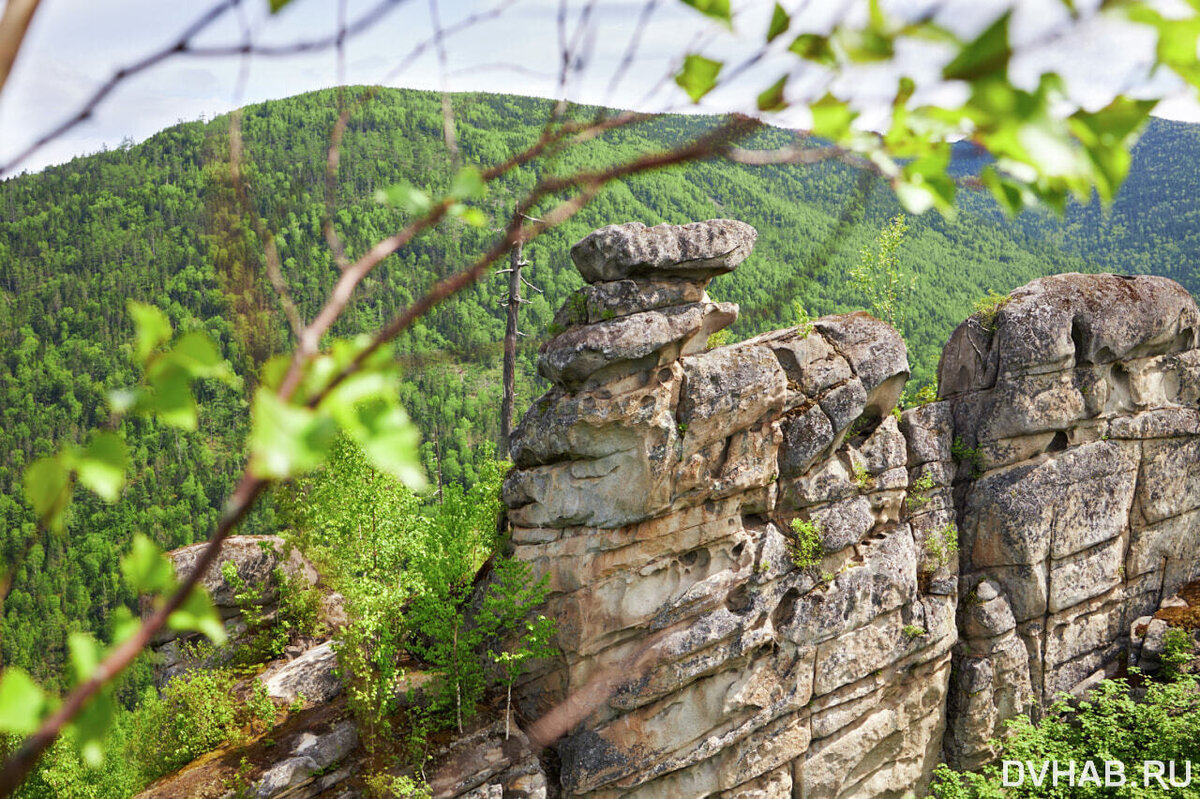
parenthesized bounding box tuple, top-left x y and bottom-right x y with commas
(570, 220, 757, 282)
(818, 379, 869, 432)
(962, 440, 1137, 569)
(254, 721, 357, 798)
(807, 495, 875, 552)
(166, 535, 318, 620)
(778, 403, 835, 478)
(678, 344, 787, 455)
(945, 271, 1200, 769)
(498, 223, 1200, 795)
(754, 328, 851, 398)
(553, 279, 709, 328)
(429, 719, 548, 799)
(504, 445, 675, 529)
(510, 365, 680, 468)
(938, 273, 1200, 396)
(538, 301, 737, 390)
(814, 312, 910, 413)
(900, 402, 953, 466)
(259, 641, 342, 705)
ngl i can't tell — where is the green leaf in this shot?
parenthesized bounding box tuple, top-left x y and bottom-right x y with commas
(70, 689, 114, 767)
(351, 400, 427, 490)
(76, 432, 126, 503)
(981, 166, 1037, 215)
(321, 372, 427, 490)
(121, 534, 176, 595)
(757, 76, 789, 112)
(68, 632, 101, 687)
(107, 388, 138, 414)
(23, 455, 72, 532)
(448, 203, 488, 227)
(109, 606, 141, 647)
(142, 369, 199, 431)
(374, 182, 433, 215)
(836, 1, 896, 64)
(675, 54, 723, 103)
(450, 166, 487, 200)
(1069, 96, 1156, 202)
(127, 301, 172, 365)
(168, 586, 227, 644)
(789, 33, 836, 65)
(767, 3, 790, 42)
(943, 11, 1012, 82)
(166, 331, 233, 382)
(809, 94, 857, 140)
(259, 353, 294, 393)
(895, 148, 957, 215)
(0, 668, 49, 736)
(268, 0, 295, 12)
(456, 207, 488, 228)
(680, 0, 731, 26)
(249, 389, 337, 479)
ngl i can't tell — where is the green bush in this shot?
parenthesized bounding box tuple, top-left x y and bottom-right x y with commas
(131, 669, 276, 776)
(924, 524, 959, 571)
(3, 666, 278, 797)
(223, 552, 323, 664)
(789, 518, 823, 569)
(971, 290, 1011, 331)
(951, 437, 984, 476)
(1162, 628, 1194, 682)
(928, 670, 1200, 799)
(908, 472, 936, 509)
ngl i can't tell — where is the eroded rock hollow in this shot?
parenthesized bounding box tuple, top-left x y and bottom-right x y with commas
(503, 219, 1200, 798)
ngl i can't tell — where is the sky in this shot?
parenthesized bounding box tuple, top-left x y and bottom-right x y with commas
(1, 0, 1199, 176)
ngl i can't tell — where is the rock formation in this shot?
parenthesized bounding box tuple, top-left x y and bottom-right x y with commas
(506, 220, 956, 798)
(504, 221, 1200, 797)
(938, 273, 1200, 768)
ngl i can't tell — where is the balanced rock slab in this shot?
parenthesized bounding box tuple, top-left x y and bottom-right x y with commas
(570, 219, 757, 282)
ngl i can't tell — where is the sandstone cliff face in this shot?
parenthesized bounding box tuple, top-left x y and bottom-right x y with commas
(505, 220, 956, 798)
(505, 222, 1200, 798)
(938, 273, 1200, 769)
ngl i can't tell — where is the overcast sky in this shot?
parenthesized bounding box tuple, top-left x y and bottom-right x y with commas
(2, 0, 1198, 175)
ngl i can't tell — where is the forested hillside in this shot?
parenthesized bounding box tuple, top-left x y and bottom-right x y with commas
(0, 86, 1191, 690)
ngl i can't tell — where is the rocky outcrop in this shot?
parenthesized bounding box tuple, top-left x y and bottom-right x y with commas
(506, 220, 954, 798)
(505, 223, 1200, 797)
(149, 536, 326, 681)
(259, 641, 342, 705)
(254, 720, 359, 798)
(938, 273, 1200, 769)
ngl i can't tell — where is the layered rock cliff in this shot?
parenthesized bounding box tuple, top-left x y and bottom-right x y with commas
(938, 273, 1200, 768)
(503, 220, 1200, 798)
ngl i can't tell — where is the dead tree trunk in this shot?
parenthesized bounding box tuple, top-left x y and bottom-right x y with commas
(499, 242, 522, 456)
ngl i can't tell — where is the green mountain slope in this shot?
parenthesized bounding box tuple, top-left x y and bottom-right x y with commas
(0, 87, 1186, 687)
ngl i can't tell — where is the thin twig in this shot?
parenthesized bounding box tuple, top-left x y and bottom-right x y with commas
(0, 0, 42, 97)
